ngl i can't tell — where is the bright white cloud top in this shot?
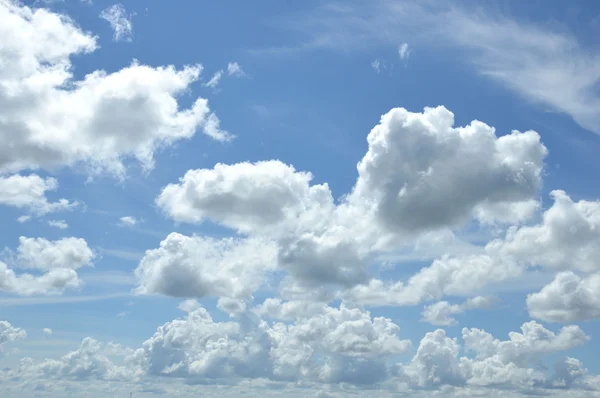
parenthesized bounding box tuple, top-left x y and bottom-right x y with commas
(1, 1, 600, 397)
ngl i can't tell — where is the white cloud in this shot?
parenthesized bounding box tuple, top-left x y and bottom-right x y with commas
(204, 70, 224, 88)
(178, 298, 201, 313)
(15, 237, 94, 271)
(349, 106, 546, 234)
(0, 237, 93, 296)
(34, 337, 134, 381)
(398, 42, 410, 60)
(397, 321, 590, 389)
(131, 302, 410, 384)
(227, 62, 245, 77)
(48, 220, 68, 229)
(492, 190, 600, 272)
(0, 0, 230, 178)
(17, 215, 31, 223)
(0, 320, 26, 347)
(118, 216, 137, 227)
(420, 296, 496, 326)
(0, 175, 75, 215)
(99, 3, 133, 42)
(371, 59, 383, 73)
(527, 271, 600, 323)
(134, 233, 278, 299)
(343, 254, 521, 307)
(43, 327, 52, 336)
(156, 160, 334, 236)
(395, 329, 464, 388)
(157, 106, 547, 295)
(0, 261, 81, 295)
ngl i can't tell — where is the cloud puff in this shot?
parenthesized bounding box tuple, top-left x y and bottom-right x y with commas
(118, 216, 137, 227)
(0, 0, 230, 178)
(527, 271, 600, 323)
(0, 174, 75, 215)
(420, 296, 496, 326)
(157, 160, 333, 236)
(0, 320, 26, 347)
(397, 321, 589, 389)
(16, 237, 94, 271)
(350, 106, 546, 233)
(134, 233, 278, 299)
(0, 236, 93, 296)
(157, 106, 547, 295)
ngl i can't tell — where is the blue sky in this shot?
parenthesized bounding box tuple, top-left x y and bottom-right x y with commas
(1, 0, 600, 397)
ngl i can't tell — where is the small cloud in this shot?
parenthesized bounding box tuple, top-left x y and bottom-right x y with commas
(227, 62, 246, 77)
(178, 299, 200, 313)
(118, 216, 137, 227)
(398, 42, 411, 60)
(204, 70, 224, 88)
(371, 59, 392, 74)
(17, 215, 31, 223)
(48, 220, 68, 229)
(100, 4, 134, 42)
(43, 328, 52, 336)
(371, 59, 382, 73)
(117, 311, 128, 318)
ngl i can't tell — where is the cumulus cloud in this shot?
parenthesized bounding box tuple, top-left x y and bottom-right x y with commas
(33, 337, 134, 381)
(420, 296, 496, 326)
(156, 106, 548, 296)
(118, 216, 137, 227)
(527, 271, 600, 323)
(0, 0, 230, 178)
(0, 236, 92, 296)
(15, 237, 94, 271)
(130, 303, 410, 384)
(492, 190, 600, 272)
(157, 160, 333, 236)
(350, 106, 546, 233)
(0, 175, 75, 215)
(0, 261, 81, 295)
(43, 328, 52, 336)
(134, 233, 278, 299)
(99, 4, 133, 42)
(397, 321, 589, 389)
(0, 320, 26, 348)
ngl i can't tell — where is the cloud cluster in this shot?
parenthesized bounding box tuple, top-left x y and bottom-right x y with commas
(1, 237, 94, 295)
(5, 303, 597, 395)
(0, 0, 229, 178)
(149, 106, 547, 300)
(0, 320, 26, 349)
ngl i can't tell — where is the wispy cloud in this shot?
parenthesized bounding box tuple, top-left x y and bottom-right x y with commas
(227, 62, 246, 77)
(255, 1, 600, 135)
(398, 42, 410, 60)
(0, 293, 130, 307)
(100, 4, 134, 42)
(48, 220, 68, 229)
(204, 70, 224, 88)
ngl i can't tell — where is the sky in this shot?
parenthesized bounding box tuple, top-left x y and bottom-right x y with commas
(1, 0, 600, 396)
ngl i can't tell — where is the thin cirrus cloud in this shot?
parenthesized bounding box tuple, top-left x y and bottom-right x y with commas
(258, 0, 600, 135)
